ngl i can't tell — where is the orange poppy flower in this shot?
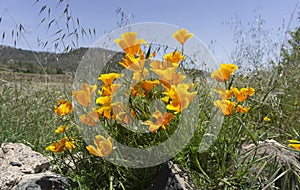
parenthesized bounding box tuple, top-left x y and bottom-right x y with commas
(173, 28, 194, 45)
(142, 111, 174, 133)
(214, 88, 232, 100)
(97, 105, 113, 119)
(80, 110, 99, 126)
(115, 110, 136, 125)
(96, 95, 112, 106)
(86, 135, 113, 157)
(55, 125, 68, 134)
(133, 69, 149, 82)
(118, 54, 141, 68)
(72, 83, 97, 107)
(164, 51, 185, 66)
(126, 58, 149, 81)
(288, 140, 300, 151)
(54, 99, 73, 116)
(211, 64, 238, 82)
(214, 100, 236, 116)
(46, 137, 76, 152)
(131, 80, 159, 96)
(98, 73, 122, 86)
(98, 84, 121, 96)
(163, 84, 197, 114)
(152, 67, 186, 86)
(114, 32, 147, 55)
(231, 87, 255, 102)
(150, 60, 176, 71)
(235, 105, 250, 114)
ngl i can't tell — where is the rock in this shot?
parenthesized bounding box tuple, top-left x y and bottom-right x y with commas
(168, 161, 197, 190)
(241, 139, 300, 169)
(0, 142, 70, 190)
(241, 139, 300, 188)
(12, 171, 70, 190)
(146, 161, 197, 190)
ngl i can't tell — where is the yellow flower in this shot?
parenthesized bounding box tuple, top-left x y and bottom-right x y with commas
(263, 116, 271, 122)
(86, 135, 113, 157)
(126, 58, 149, 81)
(96, 96, 112, 106)
(235, 105, 250, 114)
(131, 80, 159, 96)
(98, 73, 122, 86)
(111, 103, 136, 124)
(152, 67, 186, 86)
(164, 51, 185, 66)
(214, 88, 232, 100)
(115, 111, 131, 124)
(55, 125, 68, 133)
(211, 64, 238, 82)
(150, 60, 176, 71)
(46, 137, 75, 152)
(232, 87, 255, 102)
(173, 28, 194, 45)
(72, 83, 97, 107)
(118, 54, 141, 68)
(98, 84, 121, 96)
(54, 100, 73, 116)
(80, 110, 99, 126)
(163, 84, 197, 114)
(97, 105, 113, 119)
(142, 111, 174, 133)
(288, 140, 300, 151)
(114, 32, 147, 55)
(214, 100, 236, 116)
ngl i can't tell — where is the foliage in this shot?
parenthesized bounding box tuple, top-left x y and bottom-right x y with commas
(1, 1, 300, 189)
(0, 46, 88, 74)
(0, 79, 71, 153)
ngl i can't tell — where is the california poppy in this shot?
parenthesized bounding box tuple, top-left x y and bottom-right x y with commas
(214, 100, 236, 116)
(72, 83, 97, 107)
(114, 32, 147, 55)
(142, 111, 174, 133)
(54, 100, 73, 116)
(86, 135, 113, 157)
(173, 28, 194, 45)
(211, 64, 238, 82)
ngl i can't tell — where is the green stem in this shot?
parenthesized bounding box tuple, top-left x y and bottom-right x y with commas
(109, 176, 113, 190)
(195, 156, 211, 181)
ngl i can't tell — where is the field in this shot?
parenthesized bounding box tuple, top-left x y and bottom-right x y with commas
(1, 52, 300, 189)
(1, 24, 300, 190)
(0, 71, 72, 152)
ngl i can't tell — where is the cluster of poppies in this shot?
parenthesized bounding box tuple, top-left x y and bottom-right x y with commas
(211, 64, 255, 116)
(46, 28, 197, 157)
(46, 28, 300, 158)
(47, 99, 113, 157)
(46, 100, 76, 153)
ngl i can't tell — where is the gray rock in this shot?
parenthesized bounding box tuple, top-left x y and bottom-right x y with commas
(0, 143, 70, 190)
(146, 161, 197, 190)
(241, 139, 300, 189)
(12, 171, 70, 190)
(242, 139, 300, 169)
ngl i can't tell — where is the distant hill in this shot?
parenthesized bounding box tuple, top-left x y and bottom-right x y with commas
(0, 46, 206, 82)
(0, 46, 90, 74)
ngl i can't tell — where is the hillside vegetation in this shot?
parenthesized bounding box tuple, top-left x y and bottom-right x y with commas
(0, 45, 88, 74)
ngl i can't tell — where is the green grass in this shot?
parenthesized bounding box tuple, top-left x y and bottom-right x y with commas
(1, 63, 299, 190)
(1, 31, 300, 189)
(0, 76, 71, 153)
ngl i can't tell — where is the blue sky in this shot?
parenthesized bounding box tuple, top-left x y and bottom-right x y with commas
(0, 0, 299, 63)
